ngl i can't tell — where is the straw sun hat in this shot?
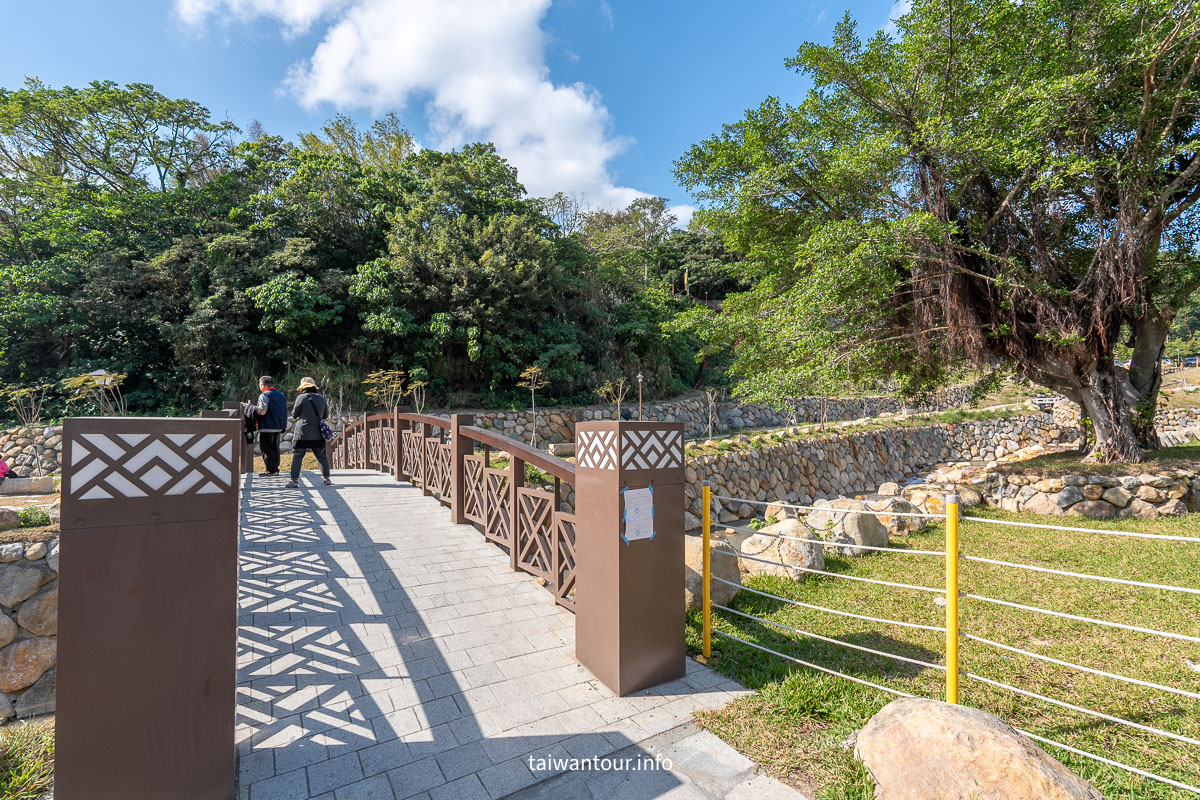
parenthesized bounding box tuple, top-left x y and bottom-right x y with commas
(296, 376, 320, 392)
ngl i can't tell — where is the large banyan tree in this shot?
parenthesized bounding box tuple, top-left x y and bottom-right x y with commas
(675, 0, 1200, 462)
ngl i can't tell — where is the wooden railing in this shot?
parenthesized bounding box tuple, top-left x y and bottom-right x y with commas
(329, 412, 579, 610)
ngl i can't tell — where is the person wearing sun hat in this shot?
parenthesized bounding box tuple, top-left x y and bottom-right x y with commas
(286, 376, 333, 488)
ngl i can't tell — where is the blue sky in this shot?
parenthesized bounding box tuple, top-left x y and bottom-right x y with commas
(0, 0, 900, 223)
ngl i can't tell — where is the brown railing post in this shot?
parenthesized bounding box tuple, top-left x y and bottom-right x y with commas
(573, 420, 685, 696)
(509, 455, 524, 571)
(57, 416, 239, 798)
(450, 413, 473, 523)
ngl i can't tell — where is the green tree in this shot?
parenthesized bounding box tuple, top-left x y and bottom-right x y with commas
(675, 0, 1200, 462)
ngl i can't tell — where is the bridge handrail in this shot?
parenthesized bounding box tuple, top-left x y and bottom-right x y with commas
(461, 425, 575, 484)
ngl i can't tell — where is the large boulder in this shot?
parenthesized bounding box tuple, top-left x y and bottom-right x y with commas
(684, 537, 742, 611)
(0, 508, 18, 531)
(864, 496, 924, 536)
(14, 667, 54, 718)
(740, 519, 825, 581)
(807, 499, 889, 556)
(856, 697, 1102, 800)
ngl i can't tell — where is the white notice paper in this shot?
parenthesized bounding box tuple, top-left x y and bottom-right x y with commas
(623, 487, 655, 543)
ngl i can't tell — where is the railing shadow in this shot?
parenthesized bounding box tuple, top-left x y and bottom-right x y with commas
(236, 471, 704, 799)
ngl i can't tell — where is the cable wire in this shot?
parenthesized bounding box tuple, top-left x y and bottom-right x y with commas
(711, 576, 944, 632)
(963, 672, 1200, 748)
(711, 629, 912, 697)
(958, 514, 1200, 543)
(1016, 728, 1200, 796)
(962, 555, 1200, 595)
(711, 494, 946, 519)
(965, 594, 1200, 644)
(963, 633, 1200, 701)
(713, 603, 946, 671)
(723, 524, 946, 556)
(712, 548, 946, 593)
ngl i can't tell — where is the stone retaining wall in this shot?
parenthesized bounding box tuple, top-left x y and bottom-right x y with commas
(683, 414, 1074, 526)
(0, 537, 58, 721)
(0, 426, 62, 475)
(983, 469, 1200, 519)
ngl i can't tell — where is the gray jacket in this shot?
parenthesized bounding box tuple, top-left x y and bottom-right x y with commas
(291, 392, 329, 444)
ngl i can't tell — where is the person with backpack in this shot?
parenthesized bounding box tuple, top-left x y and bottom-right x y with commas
(251, 376, 287, 476)
(287, 376, 333, 488)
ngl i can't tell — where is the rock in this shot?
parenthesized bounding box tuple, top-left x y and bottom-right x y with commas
(855, 697, 1102, 800)
(1061, 474, 1088, 486)
(684, 537, 742, 610)
(740, 519, 825, 581)
(684, 511, 701, 531)
(0, 542, 23, 562)
(1022, 492, 1064, 516)
(764, 502, 793, 523)
(0, 637, 56, 692)
(1120, 499, 1159, 519)
(865, 497, 924, 536)
(807, 499, 889, 556)
(1066, 500, 1117, 519)
(17, 582, 57, 636)
(1135, 485, 1166, 503)
(1080, 484, 1104, 501)
(0, 613, 16, 648)
(1102, 486, 1132, 508)
(1156, 498, 1188, 517)
(46, 539, 58, 573)
(1032, 478, 1064, 493)
(0, 562, 52, 608)
(0, 508, 18, 531)
(902, 487, 946, 516)
(14, 667, 54, 718)
(23, 541, 46, 561)
(1054, 486, 1083, 507)
(877, 482, 901, 497)
(0, 692, 12, 721)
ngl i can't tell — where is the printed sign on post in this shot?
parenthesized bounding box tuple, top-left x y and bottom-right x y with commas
(621, 486, 655, 544)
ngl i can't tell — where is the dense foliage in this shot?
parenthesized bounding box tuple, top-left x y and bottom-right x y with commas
(0, 79, 742, 414)
(675, 0, 1200, 461)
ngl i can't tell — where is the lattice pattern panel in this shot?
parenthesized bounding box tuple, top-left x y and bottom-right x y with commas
(576, 429, 617, 470)
(437, 445, 452, 500)
(403, 431, 422, 483)
(68, 431, 234, 500)
(553, 512, 577, 610)
(381, 423, 396, 470)
(515, 488, 553, 582)
(483, 469, 511, 545)
(424, 439, 442, 493)
(463, 456, 485, 524)
(620, 429, 684, 470)
(368, 425, 382, 468)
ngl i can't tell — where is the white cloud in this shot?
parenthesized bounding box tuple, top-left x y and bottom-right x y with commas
(670, 204, 696, 230)
(178, 0, 647, 209)
(884, 0, 911, 34)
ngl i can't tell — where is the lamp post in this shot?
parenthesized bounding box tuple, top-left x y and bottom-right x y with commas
(637, 372, 644, 419)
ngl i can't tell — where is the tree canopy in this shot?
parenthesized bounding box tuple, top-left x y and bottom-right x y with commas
(675, 0, 1200, 461)
(0, 79, 744, 415)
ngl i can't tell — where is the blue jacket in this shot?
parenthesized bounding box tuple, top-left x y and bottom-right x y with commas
(257, 388, 287, 432)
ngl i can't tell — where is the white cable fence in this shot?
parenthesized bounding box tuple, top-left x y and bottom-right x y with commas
(697, 483, 1200, 796)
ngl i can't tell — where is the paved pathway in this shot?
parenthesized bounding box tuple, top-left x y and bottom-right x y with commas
(236, 470, 803, 800)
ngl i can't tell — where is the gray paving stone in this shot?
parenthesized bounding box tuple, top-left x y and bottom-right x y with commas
(250, 768, 308, 800)
(334, 774, 396, 800)
(308, 751, 365, 795)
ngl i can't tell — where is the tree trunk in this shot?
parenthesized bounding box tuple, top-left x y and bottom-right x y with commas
(1122, 309, 1169, 450)
(1076, 364, 1144, 463)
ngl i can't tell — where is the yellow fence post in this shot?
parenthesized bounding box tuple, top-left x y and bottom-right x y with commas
(945, 492, 960, 704)
(702, 482, 712, 661)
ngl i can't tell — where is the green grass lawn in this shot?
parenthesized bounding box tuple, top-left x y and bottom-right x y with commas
(996, 443, 1200, 476)
(689, 507, 1200, 799)
(0, 719, 54, 800)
